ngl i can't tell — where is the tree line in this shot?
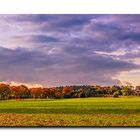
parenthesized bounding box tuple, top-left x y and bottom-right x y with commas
(0, 83, 140, 100)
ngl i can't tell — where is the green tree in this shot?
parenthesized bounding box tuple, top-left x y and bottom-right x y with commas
(121, 86, 134, 96)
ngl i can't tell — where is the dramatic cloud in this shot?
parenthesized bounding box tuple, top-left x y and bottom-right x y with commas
(0, 14, 140, 87)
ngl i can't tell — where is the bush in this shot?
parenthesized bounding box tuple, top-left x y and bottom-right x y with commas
(113, 91, 119, 98)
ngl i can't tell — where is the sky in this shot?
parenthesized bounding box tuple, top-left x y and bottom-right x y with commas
(0, 14, 140, 87)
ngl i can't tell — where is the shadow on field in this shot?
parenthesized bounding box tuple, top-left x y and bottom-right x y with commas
(0, 108, 140, 115)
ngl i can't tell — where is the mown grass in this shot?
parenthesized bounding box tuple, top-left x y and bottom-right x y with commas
(0, 97, 140, 126)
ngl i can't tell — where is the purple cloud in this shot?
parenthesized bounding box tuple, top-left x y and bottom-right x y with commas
(0, 14, 139, 86)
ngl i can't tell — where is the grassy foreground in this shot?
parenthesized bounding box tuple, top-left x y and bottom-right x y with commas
(0, 97, 140, 126)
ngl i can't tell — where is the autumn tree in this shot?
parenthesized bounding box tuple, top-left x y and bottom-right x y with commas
(42, 88, 49, 99)
(18, 85, 30, 99)
(11, 86, 19, 99)
(11, 85, 30, 99)
(63, 86, 72, 98)
(54, 92, 63, 99)
(48, 88, 57, 99)
(0, 84, 11, 100)
(31, 88, 41, 99)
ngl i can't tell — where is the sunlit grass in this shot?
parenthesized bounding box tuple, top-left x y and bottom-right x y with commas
(0, 97, 140, 126)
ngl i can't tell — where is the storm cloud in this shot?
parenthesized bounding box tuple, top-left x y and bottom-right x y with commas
(0, 14, 140, 87)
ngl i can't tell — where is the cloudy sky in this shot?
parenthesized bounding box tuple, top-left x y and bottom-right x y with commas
(0, 14, 140, 87)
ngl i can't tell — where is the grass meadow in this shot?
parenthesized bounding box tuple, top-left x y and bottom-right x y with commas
(0, 97, 140, 126)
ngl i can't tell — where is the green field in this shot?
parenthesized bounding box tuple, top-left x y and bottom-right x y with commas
(0, 97, 140, 126)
